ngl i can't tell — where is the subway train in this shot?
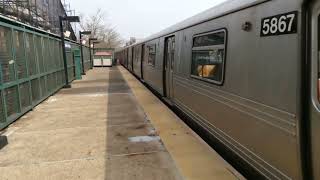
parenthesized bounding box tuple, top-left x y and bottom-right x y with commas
(114, 0, 320, 179)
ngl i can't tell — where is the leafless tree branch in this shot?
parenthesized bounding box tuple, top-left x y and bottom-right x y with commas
(80, 9, 123, 48)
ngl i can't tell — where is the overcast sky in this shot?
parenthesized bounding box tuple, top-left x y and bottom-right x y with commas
(66, 0, 228, 40)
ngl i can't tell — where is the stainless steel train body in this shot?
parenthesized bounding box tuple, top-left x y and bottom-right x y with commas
(114, 0, 320, 179)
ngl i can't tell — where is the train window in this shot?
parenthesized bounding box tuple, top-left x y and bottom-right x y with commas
(193, 31, 225, 47)
(147, 44, 156, 66)
(191, 30, 226, 84)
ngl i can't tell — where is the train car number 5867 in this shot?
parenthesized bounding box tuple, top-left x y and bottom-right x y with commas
(261, 11, 298, 37)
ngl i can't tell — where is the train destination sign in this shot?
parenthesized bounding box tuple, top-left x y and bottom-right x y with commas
(261, 11, 298, 37)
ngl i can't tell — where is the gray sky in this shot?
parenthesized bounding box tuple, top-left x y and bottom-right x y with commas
(66, 0, 228, 40)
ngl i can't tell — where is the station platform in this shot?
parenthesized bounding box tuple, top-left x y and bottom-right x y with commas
(0, 66, 244, 180)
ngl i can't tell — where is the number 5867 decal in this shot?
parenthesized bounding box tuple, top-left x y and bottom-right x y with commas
(261, 11, 298, 37)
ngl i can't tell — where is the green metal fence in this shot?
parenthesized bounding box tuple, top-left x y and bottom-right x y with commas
(0, 16, 90, 130)
(83, 46, 91, 72)
(66, 43, 76, 83)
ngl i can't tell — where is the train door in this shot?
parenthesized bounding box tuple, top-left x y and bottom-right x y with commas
(141, 44, 145, 79)
(163, 36, 175, 99)
(310, 2, 320, 180)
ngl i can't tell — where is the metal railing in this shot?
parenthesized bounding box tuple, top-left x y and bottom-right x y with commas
(0, 15, 90, 130)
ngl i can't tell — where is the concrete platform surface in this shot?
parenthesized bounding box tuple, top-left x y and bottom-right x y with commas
(0, 67, 244, 180)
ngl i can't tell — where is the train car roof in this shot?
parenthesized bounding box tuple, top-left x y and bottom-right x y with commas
(115, 0, 270, 52)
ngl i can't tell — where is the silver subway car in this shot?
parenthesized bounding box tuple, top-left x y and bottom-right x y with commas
(115, 0, 320, 179)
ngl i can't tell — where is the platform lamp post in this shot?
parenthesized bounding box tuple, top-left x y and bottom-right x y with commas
(79, 31, 91, 75)
(89, 38, 98, 68)
(59, 15, 80, 88)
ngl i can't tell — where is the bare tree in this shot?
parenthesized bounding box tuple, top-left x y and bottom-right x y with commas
(79, 9, 123, 48)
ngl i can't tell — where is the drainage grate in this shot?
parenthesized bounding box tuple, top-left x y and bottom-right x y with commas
(19, 82, 31, 109)
(4, 86, 20, 118)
